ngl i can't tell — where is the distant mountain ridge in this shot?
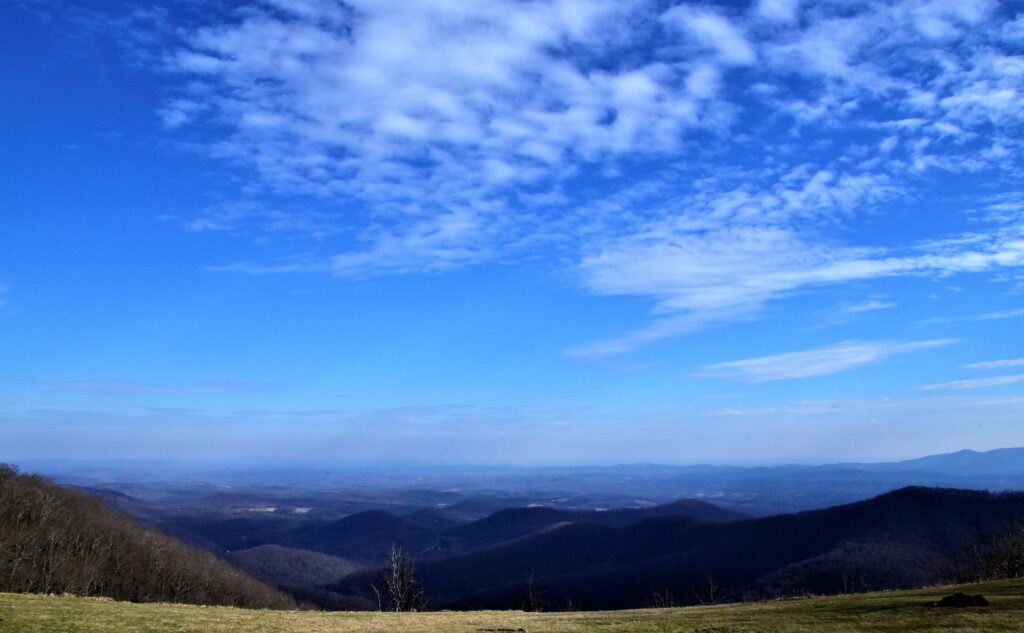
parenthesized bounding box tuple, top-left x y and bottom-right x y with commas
(26, 446, 1024, 483)
(836, 448, 1024, 475)
(591, 447, 1024, 475)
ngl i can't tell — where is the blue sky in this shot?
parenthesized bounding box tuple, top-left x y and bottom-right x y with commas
(1, 0, 1023, 464)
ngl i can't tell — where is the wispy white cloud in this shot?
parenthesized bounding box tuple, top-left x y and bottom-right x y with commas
(177, 200, 343, 238)
(50, 380, 267, 396)
(965, 359, 1024, 370)
(575, 196, 1024, 357)
(921, 374, 1024, 391)
(661, 5, 757, 66)
(919, 304, 1024, 327)
(149, 0, 1024, 352)
(567, 308, 752, 361)
(1005, 14, 1024, 43)
(840, 300, 899, 314)
(698, 339, 956, 383)
(756, 0, 800, 24)
(157, 99, 206, 128)
(166, 0, 713, 272)
(979, 307, 1024, 320)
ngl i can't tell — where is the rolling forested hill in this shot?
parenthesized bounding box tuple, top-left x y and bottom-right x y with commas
(0, 465, 294, 609)
(336, 487, 1024, 610)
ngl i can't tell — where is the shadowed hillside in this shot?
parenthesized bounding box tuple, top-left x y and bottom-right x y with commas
(291, 510, 442, 564)
(336, 487, 1024, 610)
(226, 545, 361, 590)
(404, 507, 468, 529)
(429, 499, 746, 558)
(288, 497, 744, 566)
(0, 465, 295, 609)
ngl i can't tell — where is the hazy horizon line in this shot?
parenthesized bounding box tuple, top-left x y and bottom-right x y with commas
(6, 445, 1020, 474)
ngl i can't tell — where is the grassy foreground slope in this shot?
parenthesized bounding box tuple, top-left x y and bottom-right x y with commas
(1, 578, 1022, 633)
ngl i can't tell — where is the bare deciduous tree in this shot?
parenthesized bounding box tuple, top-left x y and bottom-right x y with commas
(694, 574, 720, 605)
(521, 570, 545, 612)
(0, 464, 294, 609)
(645, 587, 676, 608)
(372, 542, 426, 612)
(964, 521, 1024, 581)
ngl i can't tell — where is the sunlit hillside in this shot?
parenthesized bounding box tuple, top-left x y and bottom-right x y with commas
(2, 578, 1022, 633)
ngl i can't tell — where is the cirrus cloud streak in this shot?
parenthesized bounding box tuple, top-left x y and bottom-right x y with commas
(698, 339, 956, 383)
(921, 374, 1024, 391)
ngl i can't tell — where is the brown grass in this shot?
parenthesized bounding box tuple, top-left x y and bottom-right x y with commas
(1, 577, 1022, 633)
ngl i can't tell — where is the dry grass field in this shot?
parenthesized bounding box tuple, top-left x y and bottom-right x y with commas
(1, 578, 1022, 633)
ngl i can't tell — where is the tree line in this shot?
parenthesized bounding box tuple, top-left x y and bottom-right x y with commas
(0, 464, 295, 609)
(962, 521, 1024, 582)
